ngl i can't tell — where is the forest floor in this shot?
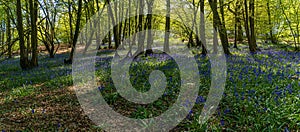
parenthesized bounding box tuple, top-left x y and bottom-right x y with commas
(0, 43, 299, 131)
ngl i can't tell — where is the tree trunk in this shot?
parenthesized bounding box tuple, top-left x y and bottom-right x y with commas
(236, 1, 243, 43)
(136, 0, 145, 54)
(30, 0, 39, 67)
(17, 0, 30, 69)
(267, 0, 275, 44)
(208, 0, 231, 55)
(6, 7, 12, 58)
(249, 0, 257, 52)
(146, 0, 154, 55)
(164, 0, 170, 52)
(200, 0, 208, 55)
(26, 0, 31, 55)
(68, 0, 73, 48)
(65, 0, 83, 64)
(108, 13, 112, 48)
(244, 0, 252, 52)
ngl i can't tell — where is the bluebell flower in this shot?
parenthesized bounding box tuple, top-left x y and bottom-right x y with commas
(31, 109, 35, 114)
(284, 127, 290, 132)
(263, 107, 267, 112)
(275, 91, 282, 96)
(234, 92, 239, 99)
(163, 92, 168, 96)
(220, 119, 225, 126)
(238, 74, 242, 80)
(187, 110, 193, 120)
(229, 77, 234, 82)
(196, 96, 206, 104)
(224, 108, 230, 115)
(286, 84, 291, 89)
(98, 86, 105, 91)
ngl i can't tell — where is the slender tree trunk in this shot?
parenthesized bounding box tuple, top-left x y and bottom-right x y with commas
(236, 1, 243, 43)
(234, 15, 238, 48)
(6, 7, 12, 58)
(30, 0, 39, 67)
(106, 0, 120, 49)
(200, 0, 207, 55)
(17, 0, 30, 69)
(127, 0, 133, 57)
(26, 1, 31, 55)
(249, 0, 257, 52)
(244, 0, 252, 52)
(267, 0, 275, 44)
(136, 0, 145, 54)
(164, 0, 170, 52)
(208, 0, 231, 55)
(65, 0, 83, 64)
(96, 0, 101, 49)
(68, 0, 73, 48)
(233, 0, 238, 48)
(108, 13, 112, 48)
(0, 24, 5, 49)
(146, 0, 154, 55)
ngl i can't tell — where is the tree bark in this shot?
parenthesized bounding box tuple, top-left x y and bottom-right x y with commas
(6, 7, 12, 58)
(146, 0, 154, 55)
(164, 0, 171, 52)
(136, 0, 145, 54)
(267, 0, 275, 44)
(208, 0, 231, 55)
(29, 0, 39, 67)
(200, 0, 208, 55)
(17, 0, 30, 69)
(65, 0, 83, 64)
(249, 0, 257, 52)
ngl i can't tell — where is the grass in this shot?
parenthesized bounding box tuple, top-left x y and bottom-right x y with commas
(0, 46, 299, 131)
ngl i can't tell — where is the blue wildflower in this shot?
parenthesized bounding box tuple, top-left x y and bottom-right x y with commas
(284, 127, 290, 132)
(187, 110, 193, 120)
(220, 119, 225, 126)
(275, 91, 282, 96)
(196, 96, 206, 104)
(31, 109, 35, 114)
(234, 92, 239, 98)
(98, 85, 105, 91)
(224, 108, 230, 115)
(240, 92, 245, 100)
